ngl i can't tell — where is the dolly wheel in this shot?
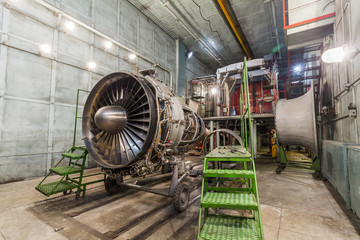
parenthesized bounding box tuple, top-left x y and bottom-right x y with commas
(172, 183, 190, 212)
(161, 162, 172, 174)
(313, 171, 322, 180)
(104, 177, 122, 195)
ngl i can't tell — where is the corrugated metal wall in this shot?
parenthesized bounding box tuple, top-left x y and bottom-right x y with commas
(322, 141, 360, 218)
(347, 146, 360, 218)
(0, 0, 213, 183)
(322, 140, 347, 200)
(319, 0, 360, 218)
(320, 0, 360, 142)
(185, 54, 213, 84)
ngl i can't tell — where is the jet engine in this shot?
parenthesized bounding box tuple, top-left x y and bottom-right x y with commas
(82, 70, 204, 178)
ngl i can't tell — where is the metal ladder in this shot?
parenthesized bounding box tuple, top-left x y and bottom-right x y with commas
(35, 146, 90, 198)
(197, 146, 264, 239)
(197, 57, 264, 239)
(35, 89, 104, 199)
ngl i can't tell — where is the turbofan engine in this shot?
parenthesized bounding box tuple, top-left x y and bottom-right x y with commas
(82, 70, 204, 178)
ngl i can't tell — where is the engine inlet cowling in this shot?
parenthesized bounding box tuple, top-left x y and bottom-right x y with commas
(83, 71, 204, 172)
(82, 72, 158, 169)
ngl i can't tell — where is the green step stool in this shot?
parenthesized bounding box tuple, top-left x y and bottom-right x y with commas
(35, 146, 102, 199)
(197, 146, 264, 240)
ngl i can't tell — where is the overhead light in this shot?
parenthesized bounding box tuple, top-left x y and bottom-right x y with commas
(293, 65, 302, 74)
(322, 45, 360, 63)
(39, 44, 51, 54)
(64, 21, 75, 32)
(211, 87, 217, 95)
(104, 41, 112, 49)
(186, 50, 193, 59)
(87, 62, 96, 70)
(321, 46, 344, 63)
(128, 53, 137, 60)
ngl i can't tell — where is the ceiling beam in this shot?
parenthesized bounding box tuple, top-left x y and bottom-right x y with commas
(214, 0, 255, 58)
(159, 0, 226, 66)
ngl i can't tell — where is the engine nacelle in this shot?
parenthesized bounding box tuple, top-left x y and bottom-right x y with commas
(82, 70, 204, 177)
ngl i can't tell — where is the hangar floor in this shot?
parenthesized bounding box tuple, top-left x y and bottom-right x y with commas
(0, 151, 359, 240)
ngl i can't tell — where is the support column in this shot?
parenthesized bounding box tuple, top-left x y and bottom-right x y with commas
(46, 12, 61, 171)
(216, 122, 220, 148)
(175, 39, 186, 96)
(0, 6, 10, 140)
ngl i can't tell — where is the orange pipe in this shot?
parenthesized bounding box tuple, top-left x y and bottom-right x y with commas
(285, 13, 335, 29)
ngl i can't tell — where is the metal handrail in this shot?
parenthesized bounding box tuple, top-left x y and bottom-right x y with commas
(72, 89, 90, 147)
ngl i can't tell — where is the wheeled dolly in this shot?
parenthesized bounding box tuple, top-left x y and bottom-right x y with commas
(104, 157, 202, 212)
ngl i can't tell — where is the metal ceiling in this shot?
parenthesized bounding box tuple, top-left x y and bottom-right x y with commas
(128, 0, 285, 71)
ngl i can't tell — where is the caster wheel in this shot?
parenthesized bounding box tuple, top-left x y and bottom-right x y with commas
(63, 189, 72, 196)
(161, 163, 172, 174)
(104, 176, 122, 195)
(172, 183, 190, 212)
(313, 171, 322, 180)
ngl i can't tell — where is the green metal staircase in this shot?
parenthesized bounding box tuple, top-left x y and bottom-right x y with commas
(36, 89, 104, 199)
(197, 146, 264, 240)
(35, 146, 89, 198)
(197, 57, 264, 239)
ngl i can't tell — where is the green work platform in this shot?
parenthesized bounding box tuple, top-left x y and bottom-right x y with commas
(197, 146, 264, 240)
(35, 146, 104, 199)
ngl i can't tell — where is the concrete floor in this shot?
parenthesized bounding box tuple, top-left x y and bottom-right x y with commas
(0, 151, 359, 240)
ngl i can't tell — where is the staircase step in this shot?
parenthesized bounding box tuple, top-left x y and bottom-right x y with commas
(202, 192, 258, 210)
(50, 166, 81, 176)
(207, 187, 252, 193)
(204, 169, 254, 178)
(206, 146, 251, 160)
(36, 181, 77, 197)
(73, 145, 87, 151)
(62, 153, 82, 159)
(199, 215, 261, 240)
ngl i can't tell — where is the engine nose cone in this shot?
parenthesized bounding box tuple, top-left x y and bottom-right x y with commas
(94, 106, 127, 133)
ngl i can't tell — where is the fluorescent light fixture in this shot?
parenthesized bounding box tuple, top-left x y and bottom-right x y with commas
(321, 46, 344, 63)
(186, 50, 193, 59)
(39, 44, 51, 54)
(211, 87, 217, 94)
(128, 53, 136, 60)
(87, 62, 96, 70)
(64, 21, 75, 32)
(104, 41, 112, 49)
